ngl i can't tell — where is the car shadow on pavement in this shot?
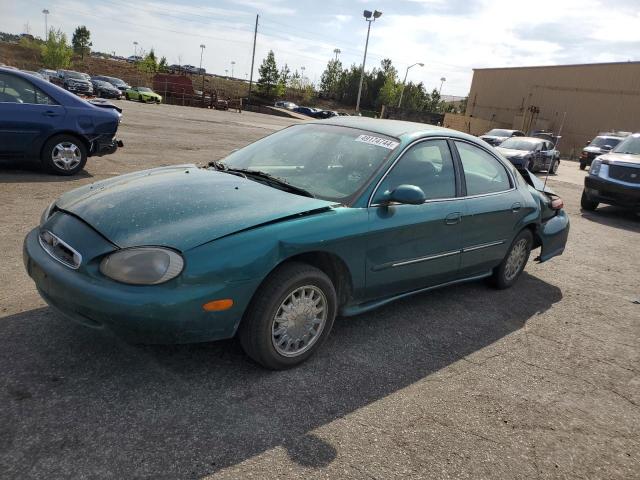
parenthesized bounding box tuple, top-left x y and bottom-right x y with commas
(581, 206, 640, 233)
(0, 161, 93, 182)
(0, 272, 562, 478)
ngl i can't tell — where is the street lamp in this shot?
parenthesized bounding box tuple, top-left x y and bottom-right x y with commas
(42, 9, 49, 39)
(355, 9, 382, 113)
(301, 66, 306, 85)
(199, 44, 206, 90)
(439, 77, 446, 95)
(397, 62, 424, 108)
(333, 48, 341, 61)
(133, 41, 138, 57)
(231, 61, 236, 78)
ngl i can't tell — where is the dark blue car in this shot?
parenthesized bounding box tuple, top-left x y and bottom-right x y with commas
(0, 67, 122, 175)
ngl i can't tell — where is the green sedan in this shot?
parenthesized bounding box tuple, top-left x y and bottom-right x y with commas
(125, 86, 162, 103)
(24, 117, 569, 369)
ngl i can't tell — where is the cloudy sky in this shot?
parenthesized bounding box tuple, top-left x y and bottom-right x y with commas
(2, 0, 639, 95)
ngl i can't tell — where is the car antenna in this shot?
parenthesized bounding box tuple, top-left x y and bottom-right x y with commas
(544, 111, 566, 191)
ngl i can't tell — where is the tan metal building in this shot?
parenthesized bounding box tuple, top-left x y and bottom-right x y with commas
(465, 62, 640, 156)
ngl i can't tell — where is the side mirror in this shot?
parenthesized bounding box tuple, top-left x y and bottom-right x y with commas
(601, 145, 613, 152)
(385, 184, 426, 205)
(585, 141, 591, 146)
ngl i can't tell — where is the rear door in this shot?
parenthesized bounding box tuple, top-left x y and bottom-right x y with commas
(365, 138, 465, 299)
(0, 72, 65, 159)
(453, 140, 526, 278)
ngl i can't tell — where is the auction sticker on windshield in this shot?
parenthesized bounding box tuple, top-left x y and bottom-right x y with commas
(355, 134, 399, 150)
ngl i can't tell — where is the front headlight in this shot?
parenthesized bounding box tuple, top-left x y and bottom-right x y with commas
(590, 159, 602, 176)
(40, 201, 56, 225)
(100, 247, 184, 285)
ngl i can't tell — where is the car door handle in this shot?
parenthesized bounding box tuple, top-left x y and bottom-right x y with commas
(42, 111, 60, 117)
(445, 212, 462, 225)
(511, 202, 522, 212)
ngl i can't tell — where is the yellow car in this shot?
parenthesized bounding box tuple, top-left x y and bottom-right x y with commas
(125, 86, 162, 103)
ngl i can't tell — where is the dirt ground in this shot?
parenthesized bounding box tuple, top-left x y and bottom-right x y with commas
(1, 101, 638, 479)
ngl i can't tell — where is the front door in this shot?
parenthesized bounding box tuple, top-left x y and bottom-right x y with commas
(453, 140, 527, 277)
(0, 72, 64, 159)
(365, 139, 465, 299)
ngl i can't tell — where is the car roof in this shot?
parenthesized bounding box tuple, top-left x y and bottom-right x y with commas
(503, 136, 545, 143)
(316, 115, 476, 141)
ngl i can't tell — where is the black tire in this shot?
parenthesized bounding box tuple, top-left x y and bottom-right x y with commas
(125, 93, 130, 100)
(40, 134, 88, 176)
(238, 262, 337, 370)
(550, 159, 559, 175)
(581, 190, 598, 211)
(490, 229, 533, 290)
(579, 161, 586, 170)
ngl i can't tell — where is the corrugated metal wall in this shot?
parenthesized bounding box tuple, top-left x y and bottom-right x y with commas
(465, 62, 640, 156)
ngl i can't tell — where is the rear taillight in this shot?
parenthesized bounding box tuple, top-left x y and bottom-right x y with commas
(550, 197, 564, 210)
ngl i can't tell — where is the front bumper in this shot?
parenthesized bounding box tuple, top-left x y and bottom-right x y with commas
(536, 210, 570, 262)
(585, 175, 640, 208)
(67, 84, 93, 94)
(23, 226, 254, 344)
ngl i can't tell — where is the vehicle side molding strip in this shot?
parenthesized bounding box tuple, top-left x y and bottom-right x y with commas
(462, 240, 505, 253)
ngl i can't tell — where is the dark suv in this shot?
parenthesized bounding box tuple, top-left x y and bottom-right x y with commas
(580, 134, 627, 170)
(581, 133, 640, 212)
(51, 70, 93, 96)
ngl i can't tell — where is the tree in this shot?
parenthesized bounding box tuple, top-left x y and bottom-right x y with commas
(257, 50, 280, 98)
(138, 48, 158, 73)
(71, 26, 92, 59)
(158, 56, 168, 73)
(41, 29, 73, 69)
(424, 88, 443, 112)
(378, 75, 399, 108)
(320, 59, 342, 98)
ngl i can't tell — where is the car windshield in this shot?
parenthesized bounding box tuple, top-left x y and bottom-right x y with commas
(486, 129, 512, 136)
(590, 137, 622, 148)
(499, 138, 540, 151)
(222, 124, 400, 201)
(110, 78, 126, 85)
(612, 135, 640, 155)
(138, 87, 152, 92)
(64, 71, 85, 79)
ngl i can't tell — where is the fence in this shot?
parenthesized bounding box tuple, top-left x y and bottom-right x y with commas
(442, 113, 509, 136)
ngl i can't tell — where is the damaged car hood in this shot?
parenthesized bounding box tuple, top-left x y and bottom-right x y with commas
(55, 165, 335, 251)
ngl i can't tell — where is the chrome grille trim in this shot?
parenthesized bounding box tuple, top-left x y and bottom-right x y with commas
(38, 230, 82, 269)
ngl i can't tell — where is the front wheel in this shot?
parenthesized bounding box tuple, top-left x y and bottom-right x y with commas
(239, 262, 337, 370)
(579, 161, 586, 170)
(490, 229, 533, 289)
(550, 159, 559, 175)
(41, 134, 88, 175)
(581, 190, 598, 211)
(125, 93, 130, 100)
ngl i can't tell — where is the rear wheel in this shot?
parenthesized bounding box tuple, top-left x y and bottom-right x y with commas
(581, 190, 598, 211)
(41, 134, 87, 176)
(491, 229, 533, 289)
(579, 161, 586, 170)
(550, 159, 559, 175)
(239, 262, 337, 370)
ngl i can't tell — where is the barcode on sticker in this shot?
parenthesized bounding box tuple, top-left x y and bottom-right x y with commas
(355, 135, 399, 150)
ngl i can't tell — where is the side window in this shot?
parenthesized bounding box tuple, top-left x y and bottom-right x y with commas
(374, 139, 456, 203)
(0, 73, 56, 105)
(455, 141, 512, 196)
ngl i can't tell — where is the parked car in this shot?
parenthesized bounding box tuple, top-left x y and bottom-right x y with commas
(21, 70, 46, 80)
(125, 86, 162, 103)
(0, 67, 122, 175)
(214, 98, 229, 110)
(581, 133, 640, 212)
(580, 133, 628, 170)
(91, 79, 122, 99)
(496, 137, 560, 173)
(92, 75, 130, 93)
(293, 106, 319, 117)
(51, 70, 93, 96)
(37, 68, 57, 81)
(479, 129, 525, 146)
(23, 117, 569, 369)
(274, 100, 298, 110)
(126, 55, 143, 63)
(314, 110, 339, 119)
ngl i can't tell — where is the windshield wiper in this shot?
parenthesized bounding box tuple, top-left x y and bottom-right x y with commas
(209, 164, 314, 198)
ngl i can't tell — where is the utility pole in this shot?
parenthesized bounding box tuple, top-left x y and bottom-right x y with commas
(248, 14, 259, 105)
(42, 10, 49, 39)
(356, 10, 382, 113)
(199, 44, 206, 90)
(231, 61, 236, 78)
(333, 48, 341, 61)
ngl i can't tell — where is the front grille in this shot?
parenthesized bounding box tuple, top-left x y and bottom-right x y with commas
(609, 164, 640, 184)
(39, 230, 82, 269)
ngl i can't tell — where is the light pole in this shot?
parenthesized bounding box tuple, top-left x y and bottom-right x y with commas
(355, 9, 382, 113)
(199, 44, 206, 90)
(439, 77, 446, 95)
(333, 48, 341, 61)
(397, 62, 424, 108)
(133, 41, 138, 57)
(231, 61, 235, 78)
(42, 9, 49, 39)
(301, 66, 306, 86)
